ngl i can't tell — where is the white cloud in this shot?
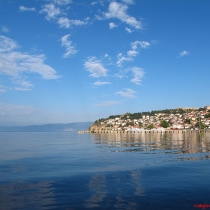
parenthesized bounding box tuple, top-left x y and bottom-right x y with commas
(0, 85, 7, 93)
(115, 69, 126, 79)
(130, 67, 144, 85)
(115, 66, 144, 85)
(125, 27, 133, 33)
(131, 41, 150, 50)
(0, 36, 18, 52)
(127, 50, 138, 57)
(109, 22, 117, 29)
(0, 102, 37, 117)
(40, 1, 88, 28)
(178, 50, 190, 57)
(1, 26, 9, 33)
(15, 87, 32, 91)
(91, 1, 97, 6)
(70, 19, 87, 26)
(19, 6, 36, 12)
(91, 1, 104, 6)
(52, 0, 72, 6)
(121, 0, 134, 4)
(40, 4, 61, 20)
(84, 57, 108, 78)
(116, 53, 132, 66)
(93, 81, 111, 85)
(116, 88, 137, 98)
(95, 14, 103, 20)
(14, 79, 33, 88)
(104, 2, 142, 29)
(95, 100, 120, 107)
(61, 34, 78, 58)
(116, 40, 151, 66)
(57, 17, 88, 28)
(0, 36, 61, 90)
(57, 17, 71, 28)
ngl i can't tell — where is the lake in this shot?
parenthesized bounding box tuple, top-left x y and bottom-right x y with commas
(0, 131, 210, 209)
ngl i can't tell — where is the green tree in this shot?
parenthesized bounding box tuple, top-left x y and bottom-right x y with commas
(138, 122, 143, 128)
(160, 120, 169, 128)
(205, 113, 210, 118)
(126, 122, 130, 126)
(196, 122, 206, 129)
(147, 124, 154, 129)
(185, 118, 191, 124)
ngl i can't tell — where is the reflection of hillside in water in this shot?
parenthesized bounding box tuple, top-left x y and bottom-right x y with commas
(84, 170, 144, 209)
(91, 132, 210, 155)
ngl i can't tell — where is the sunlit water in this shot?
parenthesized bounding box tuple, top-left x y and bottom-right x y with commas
(0, 131, 210, 209)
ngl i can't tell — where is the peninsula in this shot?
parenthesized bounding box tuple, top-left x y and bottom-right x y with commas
(88, 106, 210, 133)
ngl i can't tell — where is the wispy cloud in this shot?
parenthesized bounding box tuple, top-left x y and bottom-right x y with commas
(93, 81, 111, 86)
(115, 88, 137, 98)
(38, 1, 88, 59)
(104, 2, 142, 29)
(57, 17, 88, 28)
(0, 85, 7, 93)
(178, 50, 190, 58)
(109, 22, 117, 29)
(84, 57, 108, 77)
(40, 0, 89, 28)
(130, 67, 144, 85)
(13, 80, 33, 91)
(91, 1, 104, 6)
(19, 6, 36, 12)
(40, 4, 61, 20)
(40, 1, 88, 27)
(15, 87, 32, 91)
(115, 66, 145, 85)
(127, 50, 138, 57)
(116, 53, 132, 66)
(131, 40, 150, 50)
(57, 17, 71, 28)
(0, 102, 37, 117)
(0, 35, 18, 52)
(117, 40, 151, 66)
(0, 36, 61, 91)
(121, 0, 134, 4)
(61, 34, 78, 58)
(125, 27, 133, 33)
(95, 100, 120, 107)
(52, 0, 72, 6)
(1, 26, 9, 33)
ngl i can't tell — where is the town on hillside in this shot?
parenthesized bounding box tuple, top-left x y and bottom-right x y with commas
(89, 106, 210, 132)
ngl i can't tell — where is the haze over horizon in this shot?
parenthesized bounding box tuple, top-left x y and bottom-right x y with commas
(0, 0, 210, 126)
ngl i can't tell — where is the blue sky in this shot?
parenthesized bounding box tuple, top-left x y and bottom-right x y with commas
(0, 0, 210, 126)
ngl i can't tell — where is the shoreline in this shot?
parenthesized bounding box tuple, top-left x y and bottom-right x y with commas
(78, 128, 210, 134)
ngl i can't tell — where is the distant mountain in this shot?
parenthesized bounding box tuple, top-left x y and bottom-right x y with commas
(0, 122, 93, 132)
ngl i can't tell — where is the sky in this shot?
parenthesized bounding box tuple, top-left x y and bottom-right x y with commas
(0, 0, 210, 126)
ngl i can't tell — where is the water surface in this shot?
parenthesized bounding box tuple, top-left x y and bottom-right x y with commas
(0, 131, 210, 209)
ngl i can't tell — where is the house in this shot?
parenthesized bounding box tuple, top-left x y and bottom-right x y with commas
(204, 106, 210, 111)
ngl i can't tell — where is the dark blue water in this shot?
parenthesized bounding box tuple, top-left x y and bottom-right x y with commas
(0, 131, 210, 209)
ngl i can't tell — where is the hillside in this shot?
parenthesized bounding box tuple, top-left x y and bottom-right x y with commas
(0, 122, 93, 132)
(89, 107, 210, 132)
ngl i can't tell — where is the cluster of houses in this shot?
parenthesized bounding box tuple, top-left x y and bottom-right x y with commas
(91, 106, 210, 132)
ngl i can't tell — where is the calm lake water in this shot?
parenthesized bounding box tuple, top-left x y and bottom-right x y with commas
(0, 131, 210, 210)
